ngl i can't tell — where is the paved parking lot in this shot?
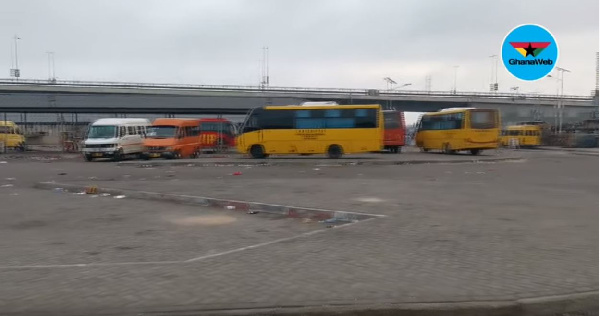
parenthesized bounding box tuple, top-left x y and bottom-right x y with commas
(0, 148, 597, 315)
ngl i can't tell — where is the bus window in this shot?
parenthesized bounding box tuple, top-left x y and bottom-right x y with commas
(471, 111, 496, 129)
(384, 113, 400, 129)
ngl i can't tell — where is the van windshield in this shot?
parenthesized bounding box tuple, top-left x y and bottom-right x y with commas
(147, 126, 177, 138)
(87, 125, 117, 139)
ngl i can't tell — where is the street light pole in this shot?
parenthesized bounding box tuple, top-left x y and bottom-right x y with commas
(14, 35, 19, 71)
(489, 55, 498, 92)
(46, 52, 55, 81)
(556, 67, 570, 134)
(452, 65, 459, 94)
(11, 35, 21, 80)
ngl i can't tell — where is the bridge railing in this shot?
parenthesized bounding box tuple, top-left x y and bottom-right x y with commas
(0, 78, 594, 101)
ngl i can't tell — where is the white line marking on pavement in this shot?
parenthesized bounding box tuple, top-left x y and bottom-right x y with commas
(184, 228, 329, 262)
(0, 220, 380, 269)
(184, 217, 379, 263)
(0, 260, 180, 270)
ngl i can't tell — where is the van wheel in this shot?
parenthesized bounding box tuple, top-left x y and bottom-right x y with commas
(112, 149, 123, 162)
(84, 154, 93, 162)
(327, 145, 343, 159)
(442, 143, 455, 155)
(250, 145, 266, 159)
(190, 148, 200, 159)
(470, 149, 481, 155)
(216, 139, 227, 152)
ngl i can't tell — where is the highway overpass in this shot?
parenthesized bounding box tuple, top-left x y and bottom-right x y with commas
(0, 79, 598, 125)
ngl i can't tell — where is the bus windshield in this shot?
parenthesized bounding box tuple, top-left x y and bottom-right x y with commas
(384, 112, 400, 129)
(470, 110, 497, 129)
(147, 126, 177, 138)
(87, 125, 117, 139)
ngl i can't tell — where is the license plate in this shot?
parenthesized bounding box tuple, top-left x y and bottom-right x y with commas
(92, 153, 103, 157)
(150, 153, 161, 158)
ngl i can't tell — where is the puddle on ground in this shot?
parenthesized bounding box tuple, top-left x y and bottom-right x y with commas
(354, 197, 385, 203)
(169, 215, 237, 226)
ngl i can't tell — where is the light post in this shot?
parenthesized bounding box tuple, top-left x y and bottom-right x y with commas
(46, 51, 56, 82)
(452, 65, 459, 94)
(548, 67, 570, 133)
(383, 77, 397, 90)
(10, 35, 21, 80)
(391, 83, 412, 90)
(489, 55, 499, 92)
(383, 77, 397, 109)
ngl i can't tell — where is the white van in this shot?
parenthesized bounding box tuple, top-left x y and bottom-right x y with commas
(82, 118, 151, 161)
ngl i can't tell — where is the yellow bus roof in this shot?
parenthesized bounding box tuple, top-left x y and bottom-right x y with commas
(265, 104, 381, 110)
(423, 108, 498, 116)
(0, 121, 17, 126)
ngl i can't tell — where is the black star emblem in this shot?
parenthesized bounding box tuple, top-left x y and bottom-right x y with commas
(524, 42, 536, 57)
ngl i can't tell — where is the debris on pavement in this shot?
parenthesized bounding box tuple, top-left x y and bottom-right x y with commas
(226, 205, 236, 210)
(85, 186, 99, 194)
(114, 195, 126, 199)
(247, 210, 258, 214)
(232, 171, 242, 176)
(1, 184, 14, 187)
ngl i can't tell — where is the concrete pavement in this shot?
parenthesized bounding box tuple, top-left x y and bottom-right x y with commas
(0, 148, 597, 315)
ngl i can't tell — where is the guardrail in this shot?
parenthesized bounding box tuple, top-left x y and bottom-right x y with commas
(0, 78, 595, 101)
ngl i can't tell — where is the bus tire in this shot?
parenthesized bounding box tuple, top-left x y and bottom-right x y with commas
(250, 145, 266, 159)
(112, 149, 123, 162)
(421, 147, 429, 153)
(84, 154, 93, 162)
(443, 143, 455, 155)
(327, 144, 343, 159)
(470, 149, 481, 155)
(396, 146, 402, 154)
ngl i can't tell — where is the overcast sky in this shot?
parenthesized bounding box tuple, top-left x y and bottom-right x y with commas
(1, 0, 598, 97)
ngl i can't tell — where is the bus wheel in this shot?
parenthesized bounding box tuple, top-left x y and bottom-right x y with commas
(84, 154, 93, 162)
(470, 149, 481, 155)
(112, 149, 123, 162)
(421, 147, 429, 153)
(327, 145, 343, 159)
(443, 143, 455, 155)
(250, 145, 266, 159)
(396, 146, 402, 154)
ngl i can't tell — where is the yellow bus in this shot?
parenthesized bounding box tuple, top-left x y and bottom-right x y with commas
(0, 121, 26, 151)
(236, 104, 383, 158)
(501, 125, 542, 147)
(415, 108, 501, 155)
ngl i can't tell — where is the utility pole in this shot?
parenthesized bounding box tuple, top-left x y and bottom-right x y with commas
(556, 67, 570, 134)
(452, 65, 459, 94)
(260, 46, 269, 89)
(10, 35, 21, 80)
(46, 51, 56, 82)
(489, 55, 498, 92)
(425, 74, 432, 93)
